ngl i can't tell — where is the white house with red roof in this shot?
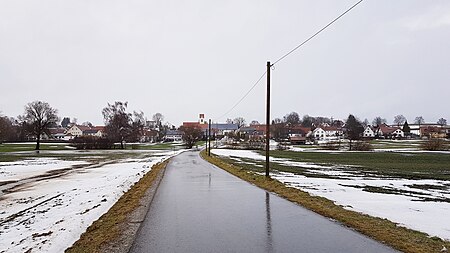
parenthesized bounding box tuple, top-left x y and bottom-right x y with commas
(374, 124, 404, 138)
(65, 125, 106, 139)
(312, 126, 343, 140)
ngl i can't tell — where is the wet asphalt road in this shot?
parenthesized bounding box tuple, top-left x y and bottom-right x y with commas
(130, 151, 397, 253)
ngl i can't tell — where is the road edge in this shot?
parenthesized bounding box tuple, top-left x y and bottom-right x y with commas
(200, 150, 450, 253)
(101, 160, 168, 253)
(65, 159, 170, 253)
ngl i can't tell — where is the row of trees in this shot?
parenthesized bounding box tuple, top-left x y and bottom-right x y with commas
(0, 100, 171, 150)
(233, 112, 447, 129)
(0, 101, 58, 150)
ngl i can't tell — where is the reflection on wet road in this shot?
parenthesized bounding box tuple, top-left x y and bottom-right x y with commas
(130, 151, 397, 253)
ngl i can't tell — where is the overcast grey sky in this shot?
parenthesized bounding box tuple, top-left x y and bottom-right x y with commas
(0, 0, 449, 126)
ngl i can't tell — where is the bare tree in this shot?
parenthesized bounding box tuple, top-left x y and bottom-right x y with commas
(152, 113, 164, 128)
(102, 101, 132, 149)
(393, 115, 407, 127)
(362, 118, 369, 127)
(301, 115, 313, 127)
(82, 121, 93, 127)
(130, 111, 146, 142)
(226, 118, 233, 124)
(233, 117, 246, 128)
(372, 116, 386, 126)
(180, 125, 203, 148)
(250, 120, 260, 125)
(271, 122, 288, 141)
(0, 116, 16, 143)
(414, 116, 425, 125)
(313, 116, 331, 126)
(437, 118, 447, 126)
(284, 112, 300, 126)
(273, 118, 283, 124)
(21, 101, 59, 150)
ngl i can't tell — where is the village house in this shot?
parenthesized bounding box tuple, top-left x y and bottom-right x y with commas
(238, 126, 265, 140)
(164, 129, 183, 142)
(312, 126, 343, 140)
(363, 125, 375, 138)
(374, 124, 404, 139)
(408, 123, 449, 138)
(420, 126, 447, 138)
(65, 125, 106, 139)
(141, 129, 159, 143)
(209, 123, 239, 137)
(44, 128, 66, 140)
(287, 126, 312, 144)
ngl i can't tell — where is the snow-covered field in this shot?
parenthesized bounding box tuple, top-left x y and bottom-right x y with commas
(0, 150, 180, 253)
(211, 149, 450, 241)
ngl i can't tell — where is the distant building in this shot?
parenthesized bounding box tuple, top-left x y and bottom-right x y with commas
(45, 128, 66, 140)
(408, 123, 449, 137)
(164, 129, 183, 142)
(210, 123, 239, 136)
(65, 125, 106, 139)
(312, 126, 343, 140)
(374, 124, 404, 139)
(363, 126, 375, 138)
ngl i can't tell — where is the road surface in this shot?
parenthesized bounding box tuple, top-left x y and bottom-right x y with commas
(130, 151, 397, 253)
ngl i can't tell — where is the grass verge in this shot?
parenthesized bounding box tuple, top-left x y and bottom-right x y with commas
(65, 159, 169, 253)
(200, 150, 449, 253)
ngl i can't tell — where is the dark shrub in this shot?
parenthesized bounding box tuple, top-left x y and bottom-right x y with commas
(351, 141, 373, 151)
(421, 139, 449, 151)
(71, 136, 114, 149)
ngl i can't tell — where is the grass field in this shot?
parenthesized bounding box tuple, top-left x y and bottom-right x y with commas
(0, 141, 201, 162)
(265, 150, 450, 180)
(0, 143, 71, 152)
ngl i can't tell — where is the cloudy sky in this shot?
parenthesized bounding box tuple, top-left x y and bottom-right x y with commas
(0, 0, 449, 126)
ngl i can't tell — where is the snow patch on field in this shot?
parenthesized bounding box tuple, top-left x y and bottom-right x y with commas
(0, 150, 180, 253)
(273, 171, 450, 241)
(0, 158, 89, 182)
(211, 148, 450, 241)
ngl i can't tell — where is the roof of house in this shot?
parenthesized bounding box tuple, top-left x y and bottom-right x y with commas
(322, 126, 342, 132)
(49, 128, 66, 134)
(182, 122, 208, 130)
(83, 129, 99, 134)
(91, 126, 105, 131)
(70, 125, 91, 131)
(210, 123, 239, 131)
(166, 129, 183, 136)
(250, 124, 266, 132)
(378, 124, 402, 134)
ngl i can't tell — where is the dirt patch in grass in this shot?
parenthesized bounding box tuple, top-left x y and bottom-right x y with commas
(201, 150, 450, 253)
(65, 160, 169, 253)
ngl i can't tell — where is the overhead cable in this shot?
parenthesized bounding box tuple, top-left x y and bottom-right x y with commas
(272, 0, 364, 66)
(214, 71, 267, 121)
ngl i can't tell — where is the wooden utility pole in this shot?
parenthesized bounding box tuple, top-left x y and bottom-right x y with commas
(208, 119, 212, 156)
(266, 61, 271, 177)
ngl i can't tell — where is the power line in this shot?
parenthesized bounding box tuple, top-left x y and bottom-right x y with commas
(272, 0, 364, 66)
(213, 0, 363, 122)
(214, 71, 267, 121)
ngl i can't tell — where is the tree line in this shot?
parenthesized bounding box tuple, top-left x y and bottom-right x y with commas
(0, 100, 169, 150)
